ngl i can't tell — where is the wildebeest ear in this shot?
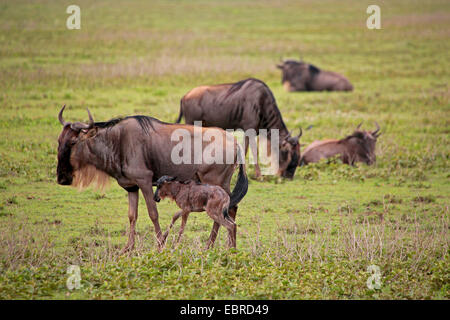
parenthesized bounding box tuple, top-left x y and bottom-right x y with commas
(156, 175, 170, 185)
(309, 64, 320, 76)
(276, 64, 283, 69)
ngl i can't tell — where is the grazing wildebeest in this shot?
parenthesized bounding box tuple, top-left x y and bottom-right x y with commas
(153, 176, 236, 247)
(56, 105, 248, 251)
(276, 59, 353, 92)
(300, 122, 381, 166)
(176, 78, 302, 179)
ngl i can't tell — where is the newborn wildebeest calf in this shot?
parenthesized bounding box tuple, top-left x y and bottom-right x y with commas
(154, 176, 237, 248)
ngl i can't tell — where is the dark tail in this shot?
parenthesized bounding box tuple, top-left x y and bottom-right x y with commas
(175, 99, 184, 123)
(228, 146, 248, 211)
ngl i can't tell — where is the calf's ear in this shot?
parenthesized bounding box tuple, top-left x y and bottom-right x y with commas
(276, 64, 283, 69)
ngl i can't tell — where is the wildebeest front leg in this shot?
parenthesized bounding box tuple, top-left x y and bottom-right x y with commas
(176, 212, 190, 244)
(121, 190, 139, 254)
(139, 183, 164, 249)
(162, 210, 183, 244)
(245, 135, 261, 179)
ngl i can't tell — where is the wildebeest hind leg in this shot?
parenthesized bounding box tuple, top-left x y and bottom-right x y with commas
(206, 222, 220, 249)
(163, 210, 183, 244)
(227, 206, 237, 248)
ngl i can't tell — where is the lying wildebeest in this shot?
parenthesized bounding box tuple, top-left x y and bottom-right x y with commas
(56, 105, 248, 251)
(300, 122, 381, 166)
(276, 59, 353, 92)
(176, 78, 302, 179)
(154, 176, 236, 247)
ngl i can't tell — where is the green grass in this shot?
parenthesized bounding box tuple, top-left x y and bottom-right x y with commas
(0, 0, 449, 299)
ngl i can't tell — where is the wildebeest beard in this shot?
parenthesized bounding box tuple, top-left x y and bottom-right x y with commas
(284, 148, 299, 178)
(57, 140, 74, 185)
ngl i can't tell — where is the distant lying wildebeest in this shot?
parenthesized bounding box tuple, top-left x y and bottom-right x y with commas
(276, 59, 353, 92)
(154, 176, 236, 247)
(176, 78, 302, 179)
(300, 122, 380, 166)
(56, 105, 247, 251)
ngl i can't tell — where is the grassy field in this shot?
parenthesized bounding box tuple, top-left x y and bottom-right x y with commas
(0, 0, 449, 299)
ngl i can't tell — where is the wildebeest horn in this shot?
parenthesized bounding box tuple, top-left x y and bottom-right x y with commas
(58, 104, 67, 126)
(87, 108, 94, 126)
(70, 108, 95, 131)
(356, 122, 363, 130)
(372, 121, 380, 136)
(277, 57, 284, 69)
(286, 128, 302, 144)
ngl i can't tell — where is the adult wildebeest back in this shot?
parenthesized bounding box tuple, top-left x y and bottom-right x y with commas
(300, 122, 381, 166)
(176, 78, 302, 179)
(56, 105, 248, 250)
(277, 59, 353, 92)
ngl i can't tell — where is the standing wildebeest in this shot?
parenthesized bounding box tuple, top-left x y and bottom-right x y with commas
(300, 122, 381, 166)
(153, 176, 236, 247)
(56, 105, 248, 251)
(276, 60, 353, 92)
(176, 78, 302, 179)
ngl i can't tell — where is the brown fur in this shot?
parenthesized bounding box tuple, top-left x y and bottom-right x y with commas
(184, 86, 210, 99)
(278, 60, 353, 92)
(301, 125, 380, 166)
(283, 81, 293, 92)
(177, 78, 302, 179)
(155, 178, 236, 248)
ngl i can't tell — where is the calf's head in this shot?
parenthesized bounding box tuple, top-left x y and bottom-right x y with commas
(154, 175, 177, 202)
(56, 105, 94, 185)
(345, 122, 381, 165)
(276, 59, 319, 91)
(278, 129, 302, 179)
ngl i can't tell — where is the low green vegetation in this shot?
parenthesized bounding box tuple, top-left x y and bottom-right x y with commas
(0, 0, 448, 299)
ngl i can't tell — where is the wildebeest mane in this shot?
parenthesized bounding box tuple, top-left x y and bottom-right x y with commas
(222, 78, 288, 134)
(255, 80, 288, 134)
(309, 64, 320, 76)
(224, 78, 251, 98)
(94, 115, 164, 135)
(344, 131, 365, 141)
(343, 131, 372, 158)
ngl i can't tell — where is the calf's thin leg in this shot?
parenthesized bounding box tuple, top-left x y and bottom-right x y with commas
(206, 206, 237, 249)
(162, 210, 183, 243)
(206, 222, 220, 249)
(176, 211, 190, 244)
